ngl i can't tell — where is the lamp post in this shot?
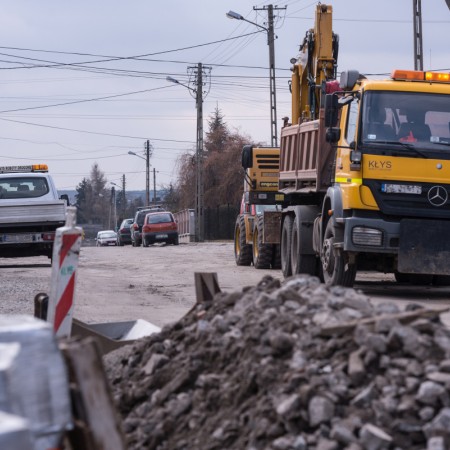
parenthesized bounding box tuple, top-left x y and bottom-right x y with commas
(128, 140, 151, 206)
(226, 6, 282, 147)
(167, 72, 206, 242)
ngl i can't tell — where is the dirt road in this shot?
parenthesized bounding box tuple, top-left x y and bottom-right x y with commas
(0, 242, 282, 327)
(1, 241, 449, 327)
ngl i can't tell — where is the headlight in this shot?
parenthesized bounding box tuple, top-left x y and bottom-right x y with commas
(352, 227, 383, 246)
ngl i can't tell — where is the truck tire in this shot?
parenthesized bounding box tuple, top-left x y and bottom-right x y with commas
(234, 215, 252, 266)
(291, 215, 317, 276)
(281, 215, 293, 277)
(321, 219, 356, 287)
(252, 215, 273, 269)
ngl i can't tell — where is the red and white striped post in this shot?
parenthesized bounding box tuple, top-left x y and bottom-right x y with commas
(47, 206, 82, 337)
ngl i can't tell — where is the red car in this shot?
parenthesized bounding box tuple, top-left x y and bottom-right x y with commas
(142, 211, 179, 246)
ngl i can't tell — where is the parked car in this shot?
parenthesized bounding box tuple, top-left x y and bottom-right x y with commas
(130, 206, 165, 247)
(116, 218, 134, 246)
(142, 211, 179, 246)
(96, 230, 118, 246)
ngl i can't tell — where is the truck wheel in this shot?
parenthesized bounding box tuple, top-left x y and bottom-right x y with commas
(252, 215, 273, 269)
(291, 216, 317, 276)
(281, 215, 293, 277)
(272, 244, 281, 270)
(234, 216, 252, 266)
(321, 220, 356, 287)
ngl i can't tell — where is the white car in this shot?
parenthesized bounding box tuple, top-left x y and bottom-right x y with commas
(96, 230, 117, 246)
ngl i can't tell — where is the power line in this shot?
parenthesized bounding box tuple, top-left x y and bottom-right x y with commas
(0, 85, 173, 114)
(0, 117, 196, 143)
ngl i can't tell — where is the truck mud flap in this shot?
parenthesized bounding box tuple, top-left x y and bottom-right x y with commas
(398, 219, 450, 275)
(263, 211, 282, 244)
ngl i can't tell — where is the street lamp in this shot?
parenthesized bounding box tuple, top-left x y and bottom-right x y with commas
(166, 73, 205, 242)
(226, 7, 278, 147)
(128, 140, 151, 206)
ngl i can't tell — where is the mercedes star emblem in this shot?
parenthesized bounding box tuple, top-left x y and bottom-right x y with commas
(428, 185, 448, 207)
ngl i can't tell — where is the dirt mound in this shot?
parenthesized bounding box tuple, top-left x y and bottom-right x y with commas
(104, 275, 450, 450)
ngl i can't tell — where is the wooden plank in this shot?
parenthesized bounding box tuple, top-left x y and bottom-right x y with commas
(59, 338, 127, 450)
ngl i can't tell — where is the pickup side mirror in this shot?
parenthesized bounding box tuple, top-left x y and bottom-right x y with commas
(60, 194, 70, 206)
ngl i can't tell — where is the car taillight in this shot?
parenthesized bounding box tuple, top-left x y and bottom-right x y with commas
(42, 232, 55, 241)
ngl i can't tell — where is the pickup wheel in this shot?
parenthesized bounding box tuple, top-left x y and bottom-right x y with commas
(321, 220, 356, 287)
(252, 215, 273, 269)
(291, 215, 317, 276)
(234, 215, 252, 266)
(281, 215, 293, 278)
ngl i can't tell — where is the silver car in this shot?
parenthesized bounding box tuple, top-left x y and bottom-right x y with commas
(96, 230, 118, 246)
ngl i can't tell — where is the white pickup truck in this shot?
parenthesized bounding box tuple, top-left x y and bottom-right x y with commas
(0, 164, 68, 259)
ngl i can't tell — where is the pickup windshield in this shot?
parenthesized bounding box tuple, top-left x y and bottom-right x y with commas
(361, 91, 450, 149)
(0, 176, 49, 199)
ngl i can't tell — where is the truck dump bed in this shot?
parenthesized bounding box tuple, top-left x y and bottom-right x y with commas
(279, 106, 335, 195)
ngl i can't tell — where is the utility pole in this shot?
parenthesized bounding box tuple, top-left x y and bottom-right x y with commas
(412, 0, 423, 70)
(196, 63, 204, 242)
(145, 140, 151, 206)
(253, 4, 286, 147)
(153, 168, 156, 204)
(188, 63, 211, 242)
(121, 174, 126, 218)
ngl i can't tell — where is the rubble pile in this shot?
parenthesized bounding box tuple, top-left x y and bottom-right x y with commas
(105, 275, 450, 450)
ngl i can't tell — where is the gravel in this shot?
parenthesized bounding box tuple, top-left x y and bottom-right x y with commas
(104, 275, 450, 450)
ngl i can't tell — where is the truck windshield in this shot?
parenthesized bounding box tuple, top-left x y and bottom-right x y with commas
(361, 91, 450, 148)
(0, 177, 49, 199)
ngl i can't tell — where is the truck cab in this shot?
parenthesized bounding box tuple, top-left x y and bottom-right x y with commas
(322, 69, 450, 285)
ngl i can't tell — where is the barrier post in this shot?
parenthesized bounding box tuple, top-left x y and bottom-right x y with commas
(47, 206, 82, 337)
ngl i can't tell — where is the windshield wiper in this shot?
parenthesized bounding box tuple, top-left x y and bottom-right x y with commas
(376, 140, 428, 158)
(430, 140, 450, 147)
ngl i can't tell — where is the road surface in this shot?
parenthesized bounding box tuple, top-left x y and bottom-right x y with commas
(1, 241, 449, 327)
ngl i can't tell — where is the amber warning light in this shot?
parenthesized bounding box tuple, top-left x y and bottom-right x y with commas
(391, 69, 450, 83)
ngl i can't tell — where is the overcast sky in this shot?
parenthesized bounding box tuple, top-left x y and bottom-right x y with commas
(0, 1, 449, 192)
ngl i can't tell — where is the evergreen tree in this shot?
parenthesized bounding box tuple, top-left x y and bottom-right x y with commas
(205, 105, 228, 153)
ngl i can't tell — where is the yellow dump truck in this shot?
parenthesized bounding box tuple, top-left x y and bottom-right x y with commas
(254, 4, 450, 286)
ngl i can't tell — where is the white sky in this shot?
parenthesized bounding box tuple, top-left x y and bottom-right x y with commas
(0, 0, 449, 192)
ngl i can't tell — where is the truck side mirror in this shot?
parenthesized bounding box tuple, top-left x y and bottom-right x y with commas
(326, 128, 341, 143)
(241, 145, 253, 170)
(324, 94, 339, 127)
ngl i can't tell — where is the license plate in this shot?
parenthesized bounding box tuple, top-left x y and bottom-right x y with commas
(156, 234, 168, 239)
(3, 234, 33, 243)
(381, 183, 421, 194)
